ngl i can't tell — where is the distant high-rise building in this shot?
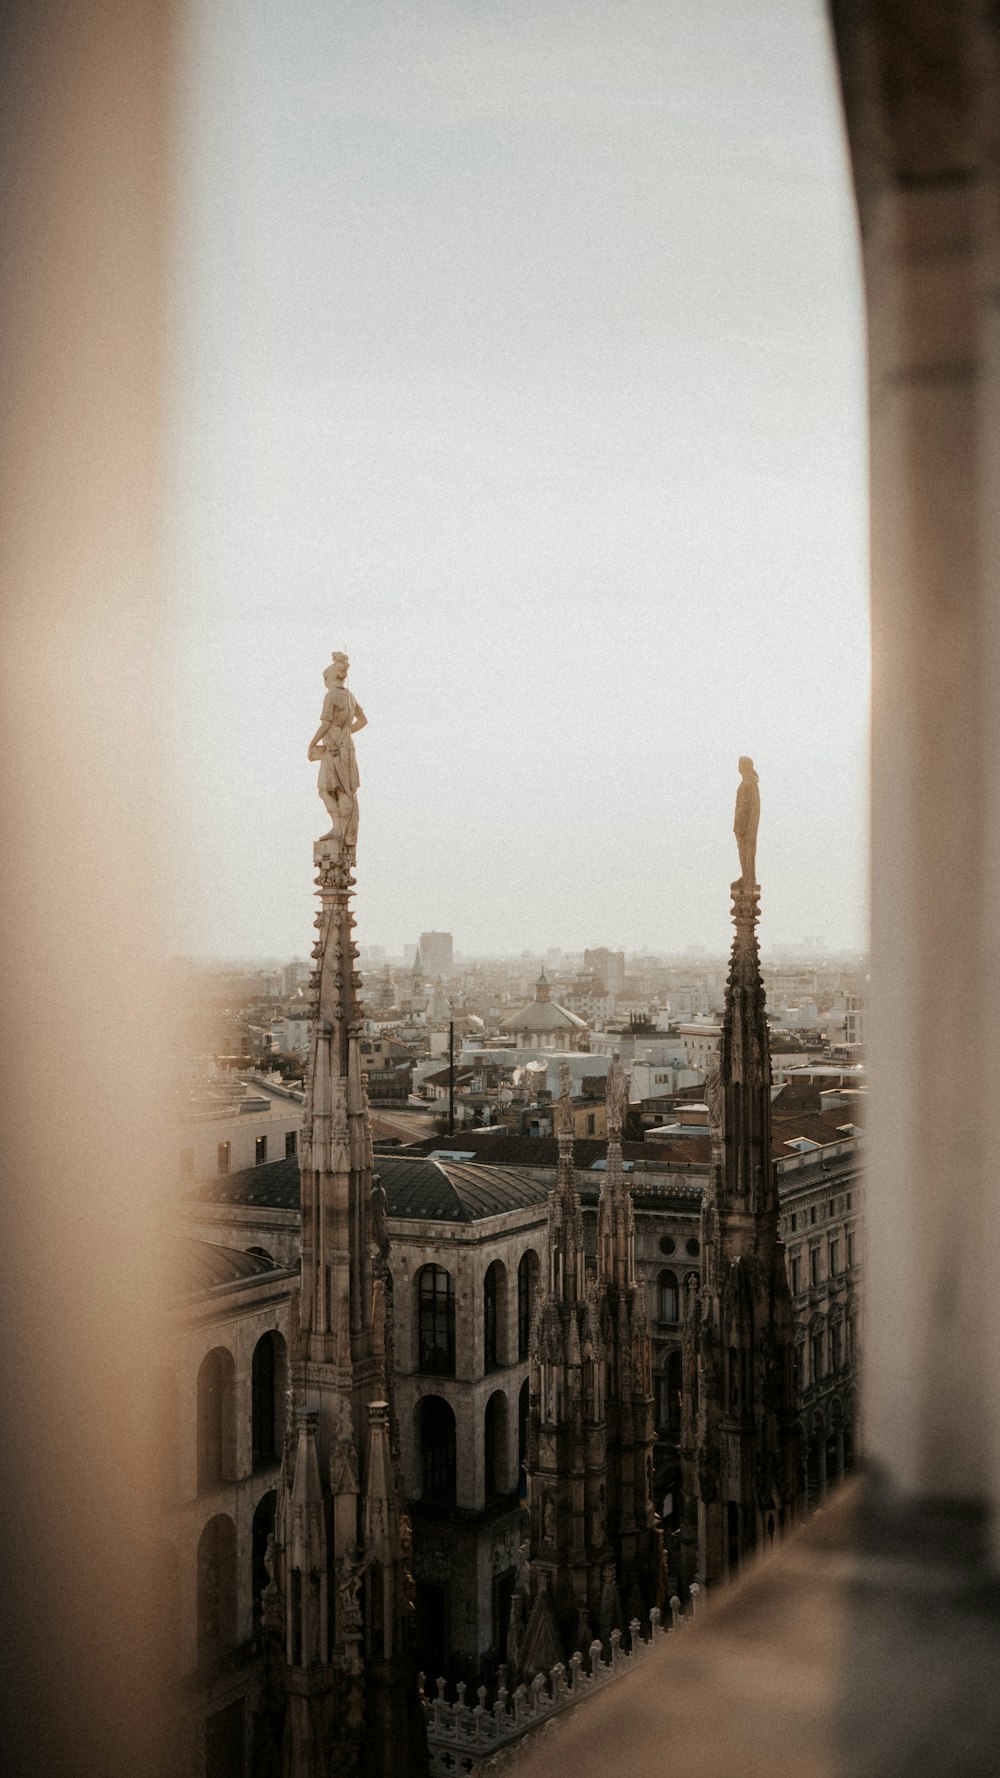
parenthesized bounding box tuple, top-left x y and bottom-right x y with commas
(282, 958, 310, 998)
(419, 930, 454, 979)
(584, 947, 625, 994)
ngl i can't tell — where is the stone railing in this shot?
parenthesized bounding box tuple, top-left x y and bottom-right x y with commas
(419, 1588, 703, 1777)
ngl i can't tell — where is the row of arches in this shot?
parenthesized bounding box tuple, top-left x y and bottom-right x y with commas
(180, 1331, 287, 1497)
(158, 1488, 277, 1671)
(416, 1380, 530, 1507)
(416, 1251, 540, 1379)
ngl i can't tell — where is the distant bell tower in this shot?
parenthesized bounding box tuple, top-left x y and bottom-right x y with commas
(265, 652, 423, 1778)
(680, 759, 802, 1589)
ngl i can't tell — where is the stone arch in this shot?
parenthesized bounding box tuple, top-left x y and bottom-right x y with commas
(196, 1346, 236, 1494)
(483, 1257, 508, 1373)
(416, 1394, 457, 1504)
(517, 1248, 540, 1359)
(484, 1388, 509, 1501)
(196, 1513, 237, 1661)
(415, 1264, 456, 1377)
(251, 1329, 287, 1471)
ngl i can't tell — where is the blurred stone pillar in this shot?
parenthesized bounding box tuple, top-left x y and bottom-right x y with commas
(830, 1, 1000, 1528)
(0, 2, 176, 1773)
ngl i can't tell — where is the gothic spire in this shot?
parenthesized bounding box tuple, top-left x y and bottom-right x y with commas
(271, 653, 420, 1778)
(681, 758, 802, 1592)
(596, 1053, 634, 1290)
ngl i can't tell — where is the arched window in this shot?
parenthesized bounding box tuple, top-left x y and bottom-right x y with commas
(417, 1266, 456, 1377)
(419, 1395, 457, 1503)
(658, 1269, 679, 1326)
(483, 1259, 508, 1373)
(485, 1390, 508, 1501)
(251, 1330, 287, 1470)
(517, 1250, 540, 1360)
(197, 1513, 237, 1661)
(251, 1490, 277, 1620)
(197, 1348, 236, 1494)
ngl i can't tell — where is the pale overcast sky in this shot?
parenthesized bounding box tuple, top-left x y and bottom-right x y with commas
(167, 0, 868, 962)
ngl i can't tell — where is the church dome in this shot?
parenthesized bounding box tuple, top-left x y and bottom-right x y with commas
(501, 972, 586, 1036)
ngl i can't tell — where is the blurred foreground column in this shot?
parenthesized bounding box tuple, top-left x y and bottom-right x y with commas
(0, 4, 176, 1775)
(832, 0, 1000, 1527)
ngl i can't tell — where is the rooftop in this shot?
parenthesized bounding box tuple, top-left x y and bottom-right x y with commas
(192, 1152, 548, 1223)
(173, 1236, 289, 1294)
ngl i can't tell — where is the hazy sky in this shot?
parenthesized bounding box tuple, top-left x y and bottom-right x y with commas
(167, 0, 868, 962)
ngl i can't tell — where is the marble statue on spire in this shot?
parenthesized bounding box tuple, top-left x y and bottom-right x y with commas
(604, 1052, 629, 1137)
(266, 649, 421, 1778)
(733, 754, 760, 890)
(307, 650, 367, 853)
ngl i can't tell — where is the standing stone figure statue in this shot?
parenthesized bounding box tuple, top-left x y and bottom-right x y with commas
(605, 1051, 630, 1136)
(308, 650, 368, 851)
(733, 755, 760, 890)
(555, 1060, 574, 1137)
(703, 1052, 724, 1147)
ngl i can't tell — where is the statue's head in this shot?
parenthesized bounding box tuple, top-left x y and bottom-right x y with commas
(738, 754, 754, 775)
(325, 651, 349, 686)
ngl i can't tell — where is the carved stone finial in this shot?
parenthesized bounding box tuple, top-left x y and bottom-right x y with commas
(732, 755, 760, 893)
(307, 649, 367, 855)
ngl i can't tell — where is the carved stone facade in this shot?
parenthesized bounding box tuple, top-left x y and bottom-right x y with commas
(513, 1065, 659, 1674)
(680, 849, 803, 1589)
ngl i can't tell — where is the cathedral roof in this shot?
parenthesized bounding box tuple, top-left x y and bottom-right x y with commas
(192, 1153, 548, 1224)
(380, 1155, 548, 1221)
(174, 1236, 289, 1293)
